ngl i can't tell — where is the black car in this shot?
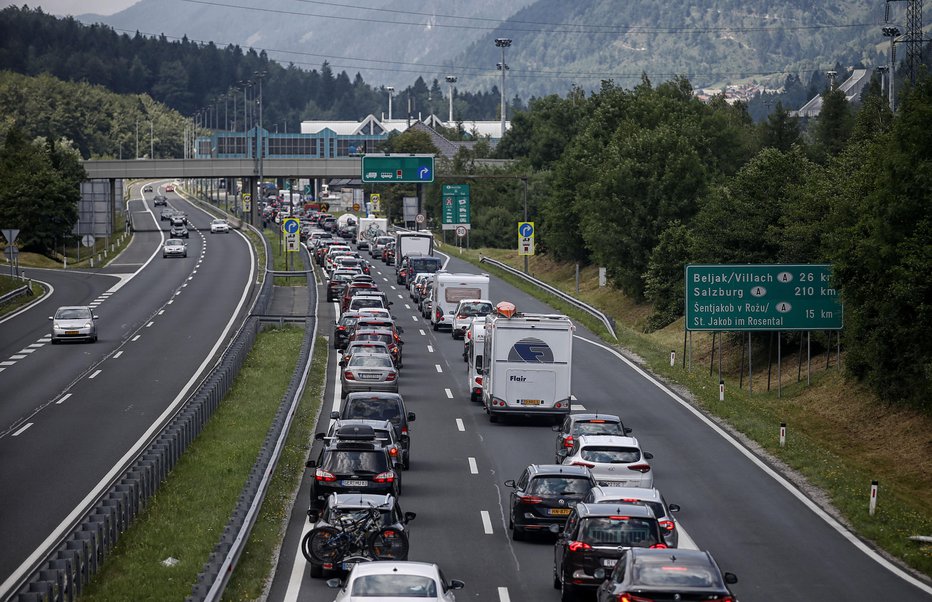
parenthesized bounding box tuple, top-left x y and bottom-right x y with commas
(153, 194, 168, 206)
(170, 224, 189, 238)
(306, 424, 400, 510)
(160, 208, 174, 221)
(143, 185, 153, 193)
(553, 414, 632, 462)
(334, 311, 362, 350)
(595, 548, 738, 602)
(553, 503, 668, 601)
(505, 464, 595, 541)
(332, 392, 415, 470)
(306, 493, 416, 578)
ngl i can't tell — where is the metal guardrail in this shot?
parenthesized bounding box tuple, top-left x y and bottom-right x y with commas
(0, 284, 30, 305)
(478, 256, 618, 340)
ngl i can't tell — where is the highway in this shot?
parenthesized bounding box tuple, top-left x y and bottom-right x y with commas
(0, 184, 256, 595)
(269, 245, 932, 601)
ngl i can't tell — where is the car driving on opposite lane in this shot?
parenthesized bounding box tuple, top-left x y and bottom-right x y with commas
(162, 238, 187, 258)
(49, 306, 98, 344)
(210, 218, 230, 233)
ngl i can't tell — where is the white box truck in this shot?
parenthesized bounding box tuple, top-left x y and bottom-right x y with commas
(395, 232, 433, 268)
(357, 217, 388, 250)
(481, 303, 575, 423)
(430, 272, 490, 331)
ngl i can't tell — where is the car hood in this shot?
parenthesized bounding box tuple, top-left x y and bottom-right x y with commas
(55, 319, 91, 327)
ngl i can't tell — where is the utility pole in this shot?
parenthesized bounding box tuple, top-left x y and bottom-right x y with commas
(386, 86, 394, 121)
(883, 25, 901, 111)
(150, 120, 154, 158)
(445, 76, 457, 123)
(135, 119, 139, 159)
(906, 0, 923, 84)
(495, 38, 512, 138)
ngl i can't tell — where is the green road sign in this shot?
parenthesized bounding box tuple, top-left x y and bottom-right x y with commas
(362, 154, 435, 183)
(441, 184, 470, 230)
(685, 264, 843, 331)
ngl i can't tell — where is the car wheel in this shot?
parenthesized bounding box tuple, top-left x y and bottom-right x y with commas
(90, 335, 97, 343)
(162, 254, 167, 258)
(560, 580, 577, 602)
(309, 562, 323, 579)
(511, 523, 525, 541)
(489, 411, 499, 424)
(51, 338, 59, 345)
(553, 569, 561, 590)
(432, 321, 438, 332)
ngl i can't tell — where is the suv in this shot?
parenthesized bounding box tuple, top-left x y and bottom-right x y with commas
(553, 414, 632, 462)
(505, 464, 595, 540)
(583, 486, 681, 548)
(306, 424, 400, 510)
(596, 548, 737, 602)
(553, 503, 668, 600)
(318, 419, 405, 471)
(332, 393, 415, 470)
(559, 435, 654, 489)
(169, 223, 189, 238)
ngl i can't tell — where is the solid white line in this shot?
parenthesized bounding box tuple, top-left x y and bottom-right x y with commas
(12, 423, 33, 437)
(419, 329, 426, 336)
(0, 280, 54, 326)
(468, 457, 478, 474)
(10, 355, 26, 360)
(113, 351, 123, 359)
(481, 510, 493, 534)
(571, 404, 587, 411)
(498, 587, 511, 602)
(445, 388, 453, 398)
(88, 369, 102, 379)
(55, 394, 72, 405)
(131, 335, 140, 341)
(330, 351, 343, 416)
(456, 418, 465, 432)
(573, 334, 932, 596)
(435, 364, 442, 373)
(283, 517, 316, 600)
(427, 345, 434, 353)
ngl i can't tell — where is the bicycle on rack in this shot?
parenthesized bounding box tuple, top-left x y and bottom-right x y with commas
(302, 505, 409, 572)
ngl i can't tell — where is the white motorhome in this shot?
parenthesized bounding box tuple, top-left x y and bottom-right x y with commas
(466, 316, 488, 402)
(430, 272, 490, 331)
(356, 217, 388, 249)
(481, 303, 574, 423)
(395, 232, 433, 268)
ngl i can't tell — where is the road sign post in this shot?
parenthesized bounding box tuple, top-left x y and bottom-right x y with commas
(362, 155, 435, 183)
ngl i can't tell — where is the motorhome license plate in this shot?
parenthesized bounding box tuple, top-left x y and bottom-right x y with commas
(520, 399, 542, 406)
(341, 480, 368, 487)
(548, 508, 571, 516)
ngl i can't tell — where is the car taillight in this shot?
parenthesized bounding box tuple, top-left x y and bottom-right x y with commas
(337, 326, 345, 331)
(435, 307, 443, 319)
(456, 314, 465, 319)
(571, 461, 595, 468)
(476, 376, 483, 386)
(343, 371, 355, 380)
(567, 541, 591, 552)
(517, 494, 543, 504)
(401, 426, 408, 435)
(628, 463, 651, 473)
(373, 471, 395, 483)
(385, 372, 397, 381)
(618, 594, 653, 602)
(315, 468, 337, 482)
(389, 446, 398, 457)
(563, 435, 574, 448)
(649, 543, 668, 549)
(659, 519, 676, 532)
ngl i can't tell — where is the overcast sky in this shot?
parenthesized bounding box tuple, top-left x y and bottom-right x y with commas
(2, 0, 140, 16)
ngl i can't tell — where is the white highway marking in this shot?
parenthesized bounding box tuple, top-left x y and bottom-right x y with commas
(0, 367, 5, 373)
(158, 310, 165, 315)
(456, 418, 465, 432)
(28, 344, 43, 348)
(397, 294, 404, 298)
(10, 355, 26, 360)
(405, 304, 411, 309)
(570, 394, 577, 401)
(146, 321, 154, 328)
(481, 510, 493, 534)
(419, 329, 426, 336)
(89, 370, 102, 379)
(182, 283, 188, 288)
(571, 404, 587, 411)
(468, 457, 478, 474)
(113, 351, 123, 359)
(12, 423, 33, 437)
(18, 349, 36, 354)
(0, 361, 15, 367)
(427, 345, 434, 353)
(382, 277, 388, 281)
(412, 316, 418, 322)
(435, 364, 442, 373)
(445, 388, 453, 399)
(132, 335, 141, 342)
(498, 587, 511, 602)
(55, 394, 72, 405)
(168, 299, 174, 305)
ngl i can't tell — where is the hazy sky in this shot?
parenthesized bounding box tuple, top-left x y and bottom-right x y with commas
(2, 0, 140, 16)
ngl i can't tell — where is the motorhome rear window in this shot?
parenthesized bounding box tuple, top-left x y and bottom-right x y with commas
(445, 287, 482, 303)
(409, 257, 442, 273)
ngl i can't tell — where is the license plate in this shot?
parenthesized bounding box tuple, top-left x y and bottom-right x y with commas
(341, 480, 368, 487)
(602, 558, 618, 568)
(520, 399, 542, 406)
(358, 373, 381, 380)
(548, 508, 571, 516)
(65, 331, 79, 335)
(599, 480, 627, 487)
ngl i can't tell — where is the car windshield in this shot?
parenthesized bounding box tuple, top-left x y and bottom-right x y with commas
(166, 239, 183, 245)
(56, 308, 91, 320)
(527, 476, 591, 496)
(339, 316, 360, 327)
(350, 355, 393, 368)
(212, 219, 225, 225)
(459, 302, 493, 316)
(574, 422, 624, 436)
(344, 399, 401, 424)
(580, 446, 640, 464)
(579, 517, 660, 546)
(351, 575, 437, 597)
(348, 344, 389, 355)
(323, 450, 388, 473)
(634, 560, 721, 588)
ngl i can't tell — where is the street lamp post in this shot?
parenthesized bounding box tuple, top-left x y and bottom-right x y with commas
(445, 76, 457, 123)
(386, 86, 395, 120)
(882, 25, 901, 111)
(255, 70, 267, 227)
(495, 38, 512, 138)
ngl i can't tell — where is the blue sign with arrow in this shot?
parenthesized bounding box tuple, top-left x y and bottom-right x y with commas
(283, 218, 300, 234)
(518, 222, 534, 238)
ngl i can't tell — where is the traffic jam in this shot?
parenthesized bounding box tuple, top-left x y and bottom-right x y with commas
(301, 213, 740, 601)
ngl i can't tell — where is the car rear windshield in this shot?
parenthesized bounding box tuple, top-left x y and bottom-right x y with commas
(634, 559, 722, 588)
(580, 517, 660, 546)
(323, 450, 389, 473)
(350, 355, 393, 368)
(574, 422, 624, 437)
(357, 333, 393, 345)
(351, 299, 386, 310)
(527, 476, 591, 496)
(344, 399, 402, 424)
(351, 574, 436, 597)
(408, 257, 442, 273)
(580, 447, 640, 463)
(599, 499, 666, 519)
(458, 302, 493, 316)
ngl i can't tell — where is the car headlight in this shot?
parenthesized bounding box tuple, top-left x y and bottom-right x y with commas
(84, 322, 92, 328)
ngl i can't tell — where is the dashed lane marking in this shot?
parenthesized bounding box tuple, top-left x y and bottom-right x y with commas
(468, 457, 478, 474)
(571, 404, 587, 411)
(498, 587, 511, 602)
(12, 423, 33, 437)
(445, 388, 453, 398)
(405, 304, 411, 309)
(412, 316, 418, 322)
(456, 418, 465, 432)
(89, 370, 102, 379)
(113, 351, 123, 359)
(427, 345, 434, 353)
(132, 335, 141, 342)
(158, 310, 165, 315)
(419, 329, 426, 336)
(28, 344, 43, 348)
(18, 349, 36, 354)
(55, 393, 72, 405)
(435, 364, 442, 373)
(10, 355, 26, 360)
(0, 361, 15, 367)
(481, 510, 493, 534)
(146, 321, 154, 328)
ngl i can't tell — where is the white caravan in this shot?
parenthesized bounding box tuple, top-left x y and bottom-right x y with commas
(481, 303, 574, 423)
(429, 272, 490, 331)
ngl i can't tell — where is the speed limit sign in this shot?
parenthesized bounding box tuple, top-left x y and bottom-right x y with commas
(455, 225, 467, 238)
(415, 213, 426, 224)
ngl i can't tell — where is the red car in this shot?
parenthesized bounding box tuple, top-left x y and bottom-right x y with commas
(340, 282, 379, 313)
(165, 184, 175, 193)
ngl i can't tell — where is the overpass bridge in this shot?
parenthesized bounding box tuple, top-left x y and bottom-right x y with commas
(81, 157, 364, 180)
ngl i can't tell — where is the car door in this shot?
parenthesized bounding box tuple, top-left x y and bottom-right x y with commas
(555, 508, 579, 581)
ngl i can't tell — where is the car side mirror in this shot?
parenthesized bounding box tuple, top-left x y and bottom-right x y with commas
(314, 432, 325, 441)
(624, 427, 633, 434)
(305, 459, 317, 468)
(388, 301, 394, 306)
(668, 503, 681, 513)
(307, 508, 320, 523)
(407, 411, 416, 422)
(48, 316, 53, 320)
(326, 578, 343, 589)
(93, 315, 99, 320)
(449, 579, 465, 591)
(724, 572, 738, 585)
(330, 411, 340, 420)
(504, 479, 517, 488)
(643, 452, 654, 460)
(338, 359, 346, 367)
(551, 424, 561, 432)
(404, 511, 416, 523)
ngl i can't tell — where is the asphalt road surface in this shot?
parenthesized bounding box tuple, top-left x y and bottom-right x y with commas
(268, 244, 932, 601)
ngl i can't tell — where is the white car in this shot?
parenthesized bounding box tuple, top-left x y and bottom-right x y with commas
(450, 299, 494, 339)
(210, 219, 230, 233)
(559, 435, 654, 488)
(162, 238, 187, 258)
(328, 561, 465, 601)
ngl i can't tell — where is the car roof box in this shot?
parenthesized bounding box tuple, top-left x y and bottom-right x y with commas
(335, 424, 376, 441)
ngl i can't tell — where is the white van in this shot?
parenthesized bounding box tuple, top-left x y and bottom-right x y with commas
(429, 272, 490, 331)
(466, 317, 488, 402)
(481, 303, 575, 423)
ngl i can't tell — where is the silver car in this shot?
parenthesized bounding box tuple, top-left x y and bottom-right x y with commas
(559, 435, 654, 488)
(340, 352, 399, 397)
(162, 238, 187, 258)
(50, 306, 98, 344)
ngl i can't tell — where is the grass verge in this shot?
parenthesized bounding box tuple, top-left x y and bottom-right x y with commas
(0, 275, 46, 317)
(264, 229, 305, 287)
(438, 239, 932, 578)
(80, 326, 310, 601)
